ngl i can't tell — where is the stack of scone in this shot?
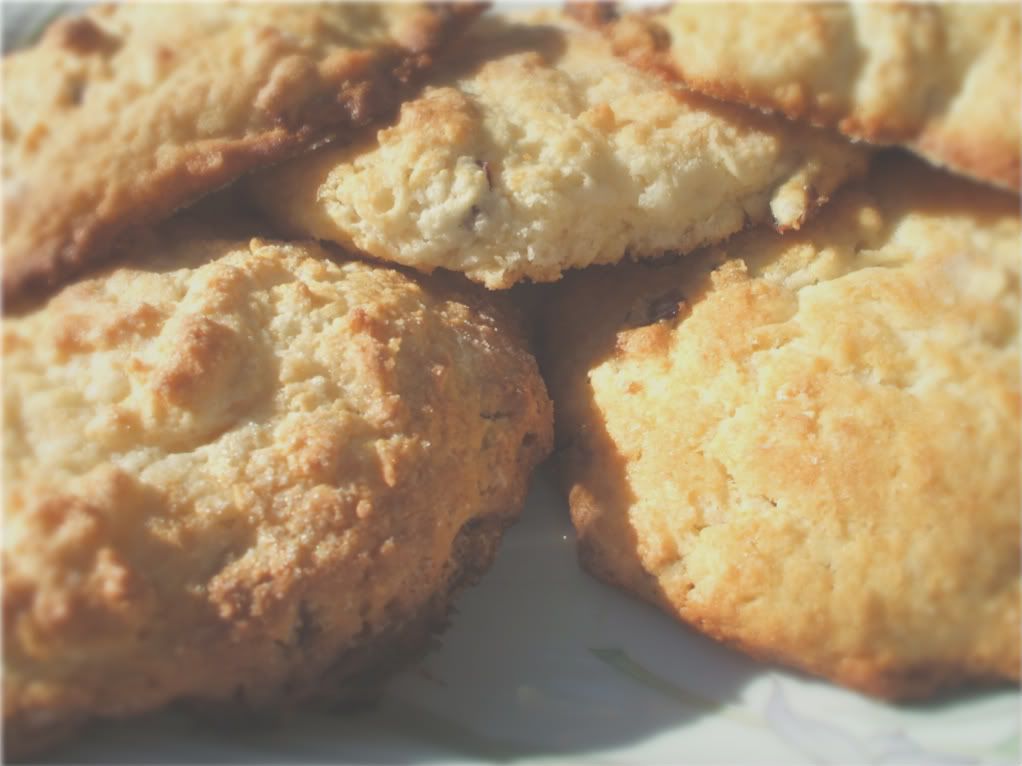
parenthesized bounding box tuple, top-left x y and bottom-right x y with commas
(3, 2, 1019, 758)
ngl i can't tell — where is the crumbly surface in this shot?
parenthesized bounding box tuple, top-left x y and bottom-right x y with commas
(597, 3, 1021, 191)
(543, 154, 1021, 699)
(1, 2, 483, 308)
(248, 14, 869, 289)
(2, 219, 553, 757)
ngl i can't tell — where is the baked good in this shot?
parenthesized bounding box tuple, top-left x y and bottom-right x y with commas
(592, 3, 1021, 191)
(1, 2, 483, 309)
(543, 153, 1021, 699)
(247, 14, 869, 289)
(2, 214, 552, 757)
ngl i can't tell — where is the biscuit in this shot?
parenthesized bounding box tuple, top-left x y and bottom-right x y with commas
(592, 3, 1021, 191)
(543, 154, 1021, 699)
(247, 14, 869, 289)
(2, 215, 553, 756)
(1, 3, 483, 309)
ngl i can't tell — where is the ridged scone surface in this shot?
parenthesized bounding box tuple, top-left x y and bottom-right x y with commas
(2, 219, 552, 755)
(599, 3, 1021, 190)
(1, 2, 482, 307)
(249, 15, 869, 289)
(544, 155, 1021, 699)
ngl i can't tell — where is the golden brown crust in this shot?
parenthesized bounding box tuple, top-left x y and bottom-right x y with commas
(599, 3, 1021, 192)
(4, 510, 514, 760)
(1, 3, 485, 310)
(543, 153, 1021, 700)
(2, 214, 552, 757)
(247, 12, 869, 289)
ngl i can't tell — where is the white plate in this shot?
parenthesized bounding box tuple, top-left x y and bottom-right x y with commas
(7, 5, 1020, 764)
(30, 473, 1021, 765)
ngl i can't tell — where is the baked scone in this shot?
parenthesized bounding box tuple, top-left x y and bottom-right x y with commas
(592, 3, 1021, 191)
(2, 215, 552, 757)
(248, 14, 869, 289)
(543, 154, 1021, 699)
(1, 2, 483, 308)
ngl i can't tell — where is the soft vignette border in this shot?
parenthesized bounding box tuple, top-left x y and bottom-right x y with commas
(2, 3, 1020, 765)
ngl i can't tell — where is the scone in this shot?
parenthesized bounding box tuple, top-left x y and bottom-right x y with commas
(543, 153, 1020, 699)
(2, 215, 553, 757)
(1, 2, 483, 308)
(247, 14, 869, 289)
(591, 3, 1021, 191)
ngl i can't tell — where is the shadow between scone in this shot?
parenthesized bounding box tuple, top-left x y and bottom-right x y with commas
(286, 469, 764, 763)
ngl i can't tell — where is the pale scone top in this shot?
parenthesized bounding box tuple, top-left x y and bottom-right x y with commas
(599, 2, 1021, 191)
(1, 2, 483, 308)
(248, 13, 869, 290)
(545, 155, 1020, 699)
(3, 217, 552, 748)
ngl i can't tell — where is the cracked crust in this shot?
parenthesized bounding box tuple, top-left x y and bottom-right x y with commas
(595, 3, 1020, 192)
(2, 215, 553, 757)
(247, 13, 868, 289)
(543, 153, 1021, 699)
(1, 2, 485, 310)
